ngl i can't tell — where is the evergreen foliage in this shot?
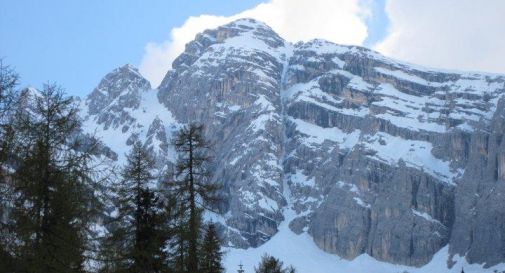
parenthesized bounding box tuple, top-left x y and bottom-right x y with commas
(105, 142, 169, 273)
(254, 254, 296, 273)
(168, 123, 221, 273)
(0, 59, 18, 117)
(0, 60, 19, 273)
(5, 84, 101, 273)
(200, 223, 224, 273)
(0, 65, 224, 273)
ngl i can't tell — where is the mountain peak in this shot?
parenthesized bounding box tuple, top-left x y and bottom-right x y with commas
(223, 18, 273, 32)
(86, 64, 151, 115)
(170, 17, 286, 72)
(80, 15, 505, 272)
(112, 63, 144, 78)
(214, 18, 282, 46)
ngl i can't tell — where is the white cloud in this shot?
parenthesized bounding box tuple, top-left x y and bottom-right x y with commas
(139, 0, 370, 87)
(375, 0, 505, 74)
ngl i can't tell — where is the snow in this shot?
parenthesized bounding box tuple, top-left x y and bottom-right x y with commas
(336, 181, 360, 194)
(307, 96, 370, 117)
(248, 112, 280, 133)
(77, 21, 505, 273)
(375, 67, 443, 87)
(336, 181, 370, 208)
(289, 64, 305, 71)
(296, 39, 360, 55)
(223, 207, 505, 273)
(121, 63, 144, 79)
(363, 132, 458, 185)
(376, 112, 446, 132)
(90, 222, 107, 238)
(288, 170, 315, 187)
(332, 56, 345, 68)
(282, 51, 503, 136)
(347, 75, 374, 92)
(251, 159, 281, 188)
(282, 76, 370, 118)
(372, 83, 447, 133)
(25, 86, 43, 97)
(81, 88, 180, 164)
(412, 209, 442, 226)
(228, 154, 242, 166)
(228, 105, 242, 112)
(290, 117, 360, 150)
(257, 196, 279, 212)
(370, 71, 504, 133)
(287, 43, 504, 135)
(353, 197, 371, 209)
(282, 81, 319, 101)
(240, 190, 279, 212)
(450, 75, 504, 94)
(255, 94, 275, 111)
(374, 83, 424, 103)
(192, 19, 289, 71)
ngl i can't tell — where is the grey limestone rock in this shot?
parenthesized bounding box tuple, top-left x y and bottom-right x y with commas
(81, 18, 505, 267)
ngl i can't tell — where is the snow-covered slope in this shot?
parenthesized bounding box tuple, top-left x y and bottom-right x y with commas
(223, 209, 505, 273)
(80, 18, 505, 272)
(81, 64, 181, 165)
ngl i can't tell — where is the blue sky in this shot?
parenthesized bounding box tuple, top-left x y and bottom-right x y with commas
(0, 0, 505, 96)
(363, 0, 388, 46)
(3, 0, 503, 97)
(0, 0, 273, 96)
(0, 0, 389, 96)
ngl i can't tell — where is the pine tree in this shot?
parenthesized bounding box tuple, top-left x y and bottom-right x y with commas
(168, 123, 220, 273)
(0, 60, 19, 225)
(200, 223, 224, 273)
(285, 266, 296, 273)
(0, 59, 18, 118)
(0, 59, 19, 273)
(8, 84, 101, 273)
(254, 254, 296, 273)
(171, 202, 189, 273)
(255, 255, 283, 273)
(107, 141, 168, 273)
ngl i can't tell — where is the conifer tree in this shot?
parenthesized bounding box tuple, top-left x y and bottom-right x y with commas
(169, 123, 220, 273)
(285, 266, 296, 273)
(200, 223, 224, 273)
(8, 84, 101, 273)
(170, 203, 189, 273)
(254, 254, 296, 273)
(107, 141, 168, 273)
(0, 60, 19, 273)
(0, 59, 18, 119)
(0, 60, 19, 228)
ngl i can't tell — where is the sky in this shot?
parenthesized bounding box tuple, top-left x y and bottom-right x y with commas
(1, 0, 504, 97)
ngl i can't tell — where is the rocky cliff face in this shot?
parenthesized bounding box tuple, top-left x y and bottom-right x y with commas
(158, 19, 290, 248)
(82, 18, 505, 268)
(281, 39, 505, 266)
(82, 64, 180, 166)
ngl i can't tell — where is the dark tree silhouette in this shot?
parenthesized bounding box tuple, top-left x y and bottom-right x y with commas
(169, 123, 220, 273)
(200, 223, 224, 273)
(106, 142, 169, 273)
(8, 84, 100, 273)
(0, 59, 19, 272)
(255, 254, 296, 273)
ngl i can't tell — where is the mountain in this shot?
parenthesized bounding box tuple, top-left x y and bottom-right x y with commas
(82, 64, 180, 166)
(81, 18, 505, 272)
